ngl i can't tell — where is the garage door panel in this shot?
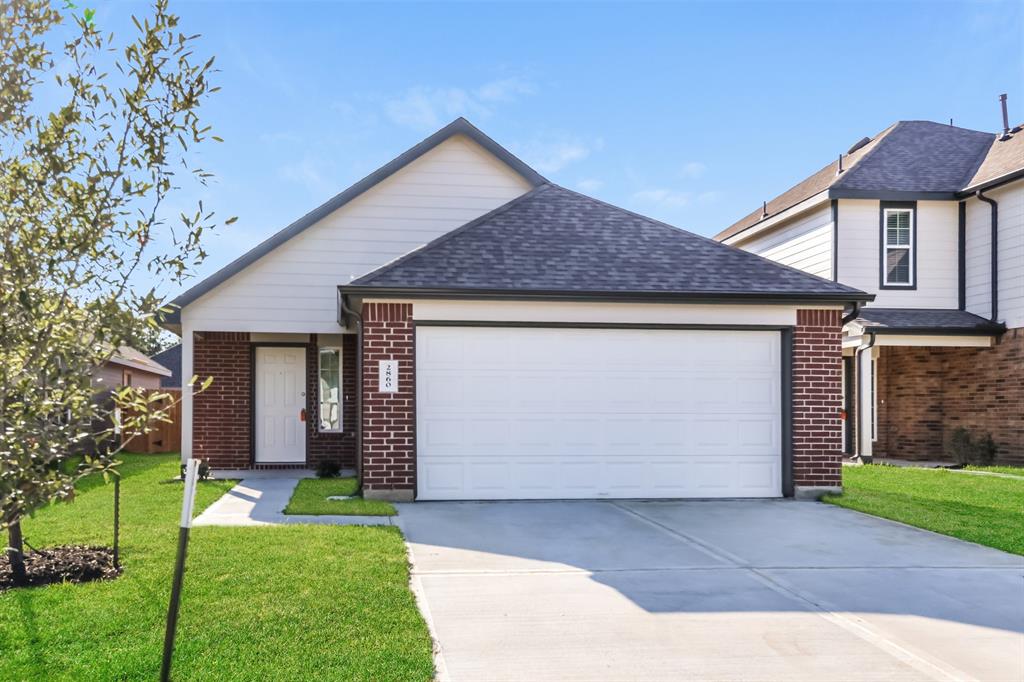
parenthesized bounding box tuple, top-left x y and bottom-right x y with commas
(417, 327, 783, 500)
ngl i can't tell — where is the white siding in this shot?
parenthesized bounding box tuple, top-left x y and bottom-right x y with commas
(836, 199, 959, 309)
(181, 135, 533, 333)
(966, 179, 1024, 329)
(735, 205, 833, 280)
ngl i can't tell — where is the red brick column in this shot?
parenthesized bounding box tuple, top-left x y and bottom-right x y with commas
(193, 332, 251, 469)
(792, 309, 843, 495)
(361, 303, 415, 501)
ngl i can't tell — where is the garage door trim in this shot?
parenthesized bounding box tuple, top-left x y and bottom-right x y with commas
(413, 320, 795, 499)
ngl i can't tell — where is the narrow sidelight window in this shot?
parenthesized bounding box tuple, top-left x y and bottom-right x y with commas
(882, 207, 914, 286)
(318, 348, 342, 432)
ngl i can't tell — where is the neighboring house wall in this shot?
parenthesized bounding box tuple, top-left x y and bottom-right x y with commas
(734, 204, 833, 280)
(835, 199, 959, 308)
(875, 328, 1024, 465)
(965, 179, 1024, 328)
(92, 363, 163, 390)
(181, 135, 533, 334)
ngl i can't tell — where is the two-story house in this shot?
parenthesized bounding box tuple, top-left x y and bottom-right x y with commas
(716, 113, 1023, 465)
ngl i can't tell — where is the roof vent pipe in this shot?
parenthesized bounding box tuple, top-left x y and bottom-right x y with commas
(1000, 93, 1011, 139)
(836, 154, 844, 175)
(762, 201, 768, 218)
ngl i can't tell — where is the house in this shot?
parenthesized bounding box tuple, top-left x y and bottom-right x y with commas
(162, 118, 871, 501)
(151, 344, 183, 389)
(715, 108, 1024, 465)
(93, 346, 172, 391)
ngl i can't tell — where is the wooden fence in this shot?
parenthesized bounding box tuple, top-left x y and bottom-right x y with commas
(121, 389, 181, 454)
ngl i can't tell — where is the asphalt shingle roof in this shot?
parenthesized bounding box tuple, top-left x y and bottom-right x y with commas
(151, 344, 182, 388)
(347, 184, 870, 302)
(716, 120, 1024, 242)
(853, 308, 1004, 334)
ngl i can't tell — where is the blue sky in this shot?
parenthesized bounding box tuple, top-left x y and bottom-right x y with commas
(83, 1, 1021, 297)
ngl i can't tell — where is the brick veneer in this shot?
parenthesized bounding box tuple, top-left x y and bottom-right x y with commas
(193, 332, 252, 468)
(875, 327, 1024, 465)
(192, 331, 357, 470)
(306, 334, 358, 470)
(792, 309, 844, 491)
(360, 303, 415, 500)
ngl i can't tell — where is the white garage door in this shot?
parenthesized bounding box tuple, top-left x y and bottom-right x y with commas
(416, 326, 783, 500)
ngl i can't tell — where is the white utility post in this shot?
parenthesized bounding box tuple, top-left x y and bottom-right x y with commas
(161, 458, 202, 681)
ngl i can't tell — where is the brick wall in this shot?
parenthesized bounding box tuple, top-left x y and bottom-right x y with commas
(306, 334, 357, 470)
(792, 309, 844, 489)
(193, 331, 357, 470)
(193, 332, 251, 469)
(361, 303, 415, 497)
(876, 327, 1024, 465)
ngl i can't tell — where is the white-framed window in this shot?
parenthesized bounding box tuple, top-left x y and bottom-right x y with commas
(318, 347, 342, 432)
(882, 207, 914, 286)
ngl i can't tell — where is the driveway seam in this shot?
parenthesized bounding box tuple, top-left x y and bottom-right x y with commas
(610, 501, 978, 682)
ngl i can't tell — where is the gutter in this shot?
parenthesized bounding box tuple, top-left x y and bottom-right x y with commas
(339, 294, 364, 488)
(841, 302, 862, 326)
(975, 190, 999, 322)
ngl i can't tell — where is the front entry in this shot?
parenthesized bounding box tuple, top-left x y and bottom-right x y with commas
(254, 346, 306, 463)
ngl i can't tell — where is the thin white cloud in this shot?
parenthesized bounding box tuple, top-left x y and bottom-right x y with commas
(517, 135, 602, 175)
(383, 77, 537, 131)
(631, 188, 692, 207)
(680, 161, 706, 179)
(576, 178, 604, 192)
(278, 157, 335, 196)
(476, 76, 536, 103)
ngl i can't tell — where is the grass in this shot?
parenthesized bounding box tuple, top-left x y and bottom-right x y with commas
(0, 454, 432, 681)
(825, 464, 1024, 555)
(284, 478, 397, 516)
(965, 464, 1024, 477)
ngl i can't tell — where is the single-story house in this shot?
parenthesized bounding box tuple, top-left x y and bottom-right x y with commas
(93, 345, 172, 391)
(162, 118, 872, 501)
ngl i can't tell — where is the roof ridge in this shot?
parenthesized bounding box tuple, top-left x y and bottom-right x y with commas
(549, 184, 863, 294)
(831, 121, 903, 189)
(352, 183, 554, 286)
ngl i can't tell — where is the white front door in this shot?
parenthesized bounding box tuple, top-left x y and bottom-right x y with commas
(416, 326, 783, 500)
(255, 346, 306, 463)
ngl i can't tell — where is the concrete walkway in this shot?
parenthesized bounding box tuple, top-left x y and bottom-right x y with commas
(193, 477, 394, 527)
(398, 499, 1024, 682)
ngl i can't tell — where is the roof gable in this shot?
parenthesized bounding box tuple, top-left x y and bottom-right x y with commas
(163, 118, 545, 326)
(346, 184, 870, 302)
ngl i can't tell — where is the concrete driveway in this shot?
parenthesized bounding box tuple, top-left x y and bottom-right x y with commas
(396, 500, 1024, 682)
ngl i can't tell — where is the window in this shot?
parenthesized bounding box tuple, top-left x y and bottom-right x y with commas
(318, 348, 342, 432)
(882, 207, 914, 286)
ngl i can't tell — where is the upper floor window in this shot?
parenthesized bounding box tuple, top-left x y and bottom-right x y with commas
(318, 348, 342, 432)
(881, 206, 915, 287)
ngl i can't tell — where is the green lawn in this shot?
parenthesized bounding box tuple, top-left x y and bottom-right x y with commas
(826, 464, 1024, 555)
(0, 454, 432, 681)
(284, 478, 397, 516)
(965, 464, 1024, 477)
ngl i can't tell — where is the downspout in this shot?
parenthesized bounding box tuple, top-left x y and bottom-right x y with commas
(854, 331, 877, 462)
(975, 190, 999, 322)
(841, 301, 862, 326)
(340, 294, 364, 487)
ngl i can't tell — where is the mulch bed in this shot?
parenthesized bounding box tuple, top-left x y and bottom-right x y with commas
(0, 545, 121, 590)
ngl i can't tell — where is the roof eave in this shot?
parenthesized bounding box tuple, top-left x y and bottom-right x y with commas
(957, 167, 1024, 197)
(828, 188, 959, 201)
(853, 323, 1006, 336)
(340, 285, 874, 306)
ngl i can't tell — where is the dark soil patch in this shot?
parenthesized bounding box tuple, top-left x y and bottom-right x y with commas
(1, 545, 120, 590)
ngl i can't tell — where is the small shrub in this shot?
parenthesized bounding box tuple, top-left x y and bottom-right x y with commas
(946, 428, 998, 465)
(316, 459, 341, 478)
(180, 460, 211, 481)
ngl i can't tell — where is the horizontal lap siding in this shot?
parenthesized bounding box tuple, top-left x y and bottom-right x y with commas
(182, 136, 532, 333)
(737, 205, 833, 280)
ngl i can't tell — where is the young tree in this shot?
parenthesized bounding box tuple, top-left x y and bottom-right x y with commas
(0, 0, 228, 584)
